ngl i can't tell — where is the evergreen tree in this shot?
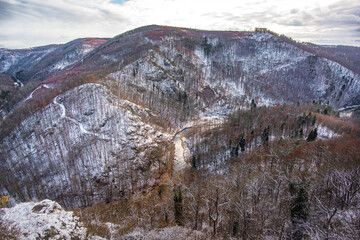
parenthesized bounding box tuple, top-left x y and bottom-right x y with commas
(191, 155, 198, 169)
(306, 128, 318, 142)
(201, 37, 212, 56)
(238, 133, 246, 152)
(291, 184, 309, 240)
(299, 128, 303, 139)
(231, 144, 240, 157)
(251, 99, 257, 109)
(261, 126, 270, 145)
(174, 187, 184, 225)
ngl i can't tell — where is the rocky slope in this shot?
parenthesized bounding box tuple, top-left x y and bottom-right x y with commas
(0, 25, 359, 209)
(0, 38, 107, 82)
(0, 199, 96, 239)
(93, 26, 360, 116)
(0, 38, 108, 116)
(0, 83, 172, 208)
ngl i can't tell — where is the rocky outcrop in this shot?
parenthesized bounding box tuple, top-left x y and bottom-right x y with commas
(100, 26, 360, 128)
(0, 84, 171, 208)
(0, 199, 93, 240)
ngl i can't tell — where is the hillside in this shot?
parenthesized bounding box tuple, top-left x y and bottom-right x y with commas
(0, 25, 359, 239)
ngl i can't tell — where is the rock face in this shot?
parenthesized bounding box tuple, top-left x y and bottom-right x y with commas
(0, 84, 171, 208)
(0, 25, 359, 208)
(82, 26, 360, 129)
(0, 199, 91, 240)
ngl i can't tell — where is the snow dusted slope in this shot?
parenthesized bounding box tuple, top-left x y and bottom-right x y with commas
(0, 45, 58, 74)
(95, 26, 360, 126)
(0, 38, 107, 84)
(0, 25, 359, 209)
(0, 199, 96, 240)
(51, 38, 107, 70)
(0, 83, 171, 208)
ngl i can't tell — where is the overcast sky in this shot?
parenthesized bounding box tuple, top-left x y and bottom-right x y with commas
(1, 0, 359, 49)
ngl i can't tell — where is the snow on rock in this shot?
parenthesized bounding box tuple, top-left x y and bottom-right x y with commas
(172, 116, 226, 173)
(0, 199, 91, 240)
(0, 83, 171, 209)
(317, 124, 339, 139)
(172, 130, 188, 172)
(52, 43, 96, 70)
(0, 46, 57, 73)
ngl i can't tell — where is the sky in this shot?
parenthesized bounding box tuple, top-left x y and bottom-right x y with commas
(0, 0, 359, 49)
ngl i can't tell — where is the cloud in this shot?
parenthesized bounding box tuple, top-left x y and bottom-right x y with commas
(0, 0, 17, 20)
(0, 0, 359, 48)
(0, 0, 131, 48)
(110, 0, 129, 4)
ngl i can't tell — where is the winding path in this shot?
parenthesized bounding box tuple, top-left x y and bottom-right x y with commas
(338, 104, 360, 112)
(25, 84, 54, 102)
(53, 95, 112, 141)
(13, 76, 24, 88)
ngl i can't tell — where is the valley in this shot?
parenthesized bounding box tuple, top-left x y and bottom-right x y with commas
(0, 25, 359, 239)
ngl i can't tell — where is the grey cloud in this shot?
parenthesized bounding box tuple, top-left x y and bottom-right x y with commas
(0, 0, 79, 23)
(312, 2, 360, 27)
(0, 0, 16, 20)
(223, 11, 282, 24)
(0, 0, 128, 48)
(289, 19, 303, 26)
(98, 8, 127, 23)
(1, 0, 126, 25)
(291, 9, 299, 14)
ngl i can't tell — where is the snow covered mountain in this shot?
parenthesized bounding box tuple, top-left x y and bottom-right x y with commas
(0, 38, 107, 82)
(0, 25, 359, 210)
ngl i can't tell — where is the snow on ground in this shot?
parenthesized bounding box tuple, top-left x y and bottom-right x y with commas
(317, 124, 339, 139)
(53, 92, 119, 142)
(172, 116, 226, 173)
(173, 130, 188, 172)
(0, 199, 91, 240)
(52, 44, 96, 70)
(25, 84, 54, 102)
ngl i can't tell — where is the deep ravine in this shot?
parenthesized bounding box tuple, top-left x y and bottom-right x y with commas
(171, 116, 226, 174)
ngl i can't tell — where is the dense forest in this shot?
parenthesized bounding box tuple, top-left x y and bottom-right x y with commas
(71, 104, 360, 239)
(0, 25, 359, 239)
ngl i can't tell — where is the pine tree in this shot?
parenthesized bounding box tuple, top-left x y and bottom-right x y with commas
(239, 133, 246, 152)
(291, 183, 309, 240)
(201, 37, 212, 56)
(251, 99, 257, 109)
(306, 128, 318, 142)
(174, 187, 184, 225)
(261, 126, 270, 145)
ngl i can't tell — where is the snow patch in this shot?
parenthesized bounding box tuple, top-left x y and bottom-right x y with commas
(0, 199, 88, 240)
(317, 124, 339, 139)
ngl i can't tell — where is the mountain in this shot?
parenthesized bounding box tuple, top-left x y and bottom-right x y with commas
(0, 25, 359, 197)
(0, 25, 359, 239)
(0, 38, 107, 82)
(0, 38, 108, 115)
(303, 43, 360, 75)
(0, 25, 359, 208)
